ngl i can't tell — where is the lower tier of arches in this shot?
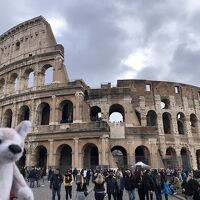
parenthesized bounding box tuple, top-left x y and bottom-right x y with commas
(18, 138, 200, 173)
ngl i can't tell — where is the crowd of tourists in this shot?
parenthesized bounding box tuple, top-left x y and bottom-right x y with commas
(20, 166, 200, 200)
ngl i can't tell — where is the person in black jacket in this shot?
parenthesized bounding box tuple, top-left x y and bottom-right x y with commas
(28, 166, 37, 188)
(143, 170, 155, 200)
(50, 169, 63, 200)
(93, 173, 106, 200)
(182, 174, 199, 200)
(124, 170, 136, 200)
(105, 170, 117, 200)
(136, 171, 145, 200)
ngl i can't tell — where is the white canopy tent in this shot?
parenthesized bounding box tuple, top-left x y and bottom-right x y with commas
(133, 161, 151, 169)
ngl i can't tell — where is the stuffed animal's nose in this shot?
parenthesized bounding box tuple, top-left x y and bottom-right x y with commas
(8, 144, 22, 154)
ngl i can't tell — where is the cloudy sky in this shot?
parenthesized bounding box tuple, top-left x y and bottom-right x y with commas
(1, 0, 200, 87)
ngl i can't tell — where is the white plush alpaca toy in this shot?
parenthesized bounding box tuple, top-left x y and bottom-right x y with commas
(0, 121, 34, 200)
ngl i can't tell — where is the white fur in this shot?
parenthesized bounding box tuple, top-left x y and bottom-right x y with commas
(0, 121, 34, 200)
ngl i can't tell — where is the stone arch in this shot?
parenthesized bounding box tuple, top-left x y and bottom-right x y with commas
(59, 100, 73, 123)
(177, 112, 186, 135)
(37, 102, 50, 125)
(135, 145, 150, 165)
(109, 104, 125, 122)
(146, 110, 157, 126)
(3, 109, 13, 127)
(18, 105, 30, 123)
(42, 64, 53, 85)
(160, 98, 170, 109)
(196, 149, 200, 170)
(56, 144, 72, 174)
(35, 145, 47, 170)
(0, 78, 5, 95)
(162, 112, 172, 134)
(17, 149, 26, 169)
(83, 143, 99, 169)
(15, 41, 20, 50)
(111, 145, 128, 169)
(9, 73, 18, 92)
(181, 148, 191, 170)
(90, 106, 101, 121)
(23, 68, 35, 88)
(164, 147, 178, 168)
(190, 114, 198, 134)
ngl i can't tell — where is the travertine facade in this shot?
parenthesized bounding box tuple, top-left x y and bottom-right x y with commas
(1, 16, 200, 172)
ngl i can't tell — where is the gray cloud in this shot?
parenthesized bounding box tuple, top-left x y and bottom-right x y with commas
(0, 0, 200, 87)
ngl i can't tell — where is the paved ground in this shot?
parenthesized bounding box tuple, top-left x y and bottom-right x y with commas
(31, 180, 183, 200)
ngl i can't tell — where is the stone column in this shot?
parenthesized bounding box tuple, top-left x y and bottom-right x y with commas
(12, 102, 17, 127)
(139, 96, 146, 126)
(189, 147, 197, 170)
(74, 91, 84, 122)
(35, 71, 44, 87)
(50, 95, 57, 125)
(18, 68, 26, 91)
(185, 115, 192, 137)
(74, 138, 79, 168)
(101, 137, 106, 165)
(48, 139, 54, 168)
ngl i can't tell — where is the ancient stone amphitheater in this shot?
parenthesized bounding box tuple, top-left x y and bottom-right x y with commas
(1, 16, 200, 172)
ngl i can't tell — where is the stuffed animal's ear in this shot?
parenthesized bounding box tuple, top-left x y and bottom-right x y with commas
(15, 121, 31, 139)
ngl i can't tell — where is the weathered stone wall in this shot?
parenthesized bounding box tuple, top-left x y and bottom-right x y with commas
(1, 16, 200, 170)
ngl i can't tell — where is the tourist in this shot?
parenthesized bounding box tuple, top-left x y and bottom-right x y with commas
(163, 178, 171, 200)
(50, 169, 63, 200)
(64, 170, 73, 200)
(93, 173, 106, 200)
(76, 174, 88, 200)
(152, 169, 163, 200)
(136, 171, 145, 200)
(124, 170, 136, 200)
(116, 170, 124, 200)
(143, 169, 155, 200)
(73, 168, 78, 182)
(48, 167, 53, 181)
(105, 170, 117, 200)
(28, 166, 36, 188)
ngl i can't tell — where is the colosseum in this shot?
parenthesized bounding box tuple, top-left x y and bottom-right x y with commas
(1, 16, 200, 172)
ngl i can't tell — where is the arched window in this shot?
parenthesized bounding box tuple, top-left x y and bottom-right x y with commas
(42, 64, 53, 85)
(90, 106, 101, 121)
(146, 110, 157, 126)
(16, 41, 20, 50)
(0, 78, 5, 95)
(59, 100, 73, 123)
(162, 112, 172, 134)
(23, 69, 35, 89)
(37, 103, 50, 125)
(111, 146, 128, 169)
(35, 146, 47, 170)
(164, 147, 178, 168)
(135, 145, 150, 165)
(56, 144, 72, 174)
(10, 73, 18, 92)
(181, 148, 191, 170)
(160, 98, 170, 109)
(177, 112, 186, 135)
(190, 114, 198, 134)
(83, 143, 99, 169)
(109, 104, 125, 123)
(18, 105, 30, 123)
(3, 109, 13, 127)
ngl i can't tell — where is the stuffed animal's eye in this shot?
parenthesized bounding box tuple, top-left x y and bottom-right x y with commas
(0, 140, 2, 144)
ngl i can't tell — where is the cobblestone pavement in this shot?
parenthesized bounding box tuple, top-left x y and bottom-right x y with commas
(31, 180, 182, 200)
